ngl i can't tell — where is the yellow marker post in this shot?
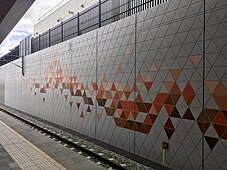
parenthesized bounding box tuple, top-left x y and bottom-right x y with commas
(162, 148, 165, 166)
(162, 141, 169, 166)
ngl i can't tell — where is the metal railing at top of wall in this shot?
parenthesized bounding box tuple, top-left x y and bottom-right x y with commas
(0, 46, 20, 67)
(0, 0, 169, 66)
(32, 0, 169, 53)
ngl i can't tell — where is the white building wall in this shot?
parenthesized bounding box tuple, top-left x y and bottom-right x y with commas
(34, 0, 98, 35)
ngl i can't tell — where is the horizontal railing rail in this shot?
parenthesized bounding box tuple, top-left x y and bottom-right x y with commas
(0, 0, 169, 66)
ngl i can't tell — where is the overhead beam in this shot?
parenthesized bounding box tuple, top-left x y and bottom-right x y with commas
(0, 0, 35, 44)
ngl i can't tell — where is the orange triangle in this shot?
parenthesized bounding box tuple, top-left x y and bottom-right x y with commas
(124, 111, 130, 118)
(96, 114, 101, 121)
(150, 63, 158, 71)
(170, 69, 181, 80)
(154, 104, 162, 114)
(144, 115, 152, 125)
(132, 111, 138, 119)
(116, 84, 123, 91)
(102, 91, 107, 98)
(149, 105, 157, 115)
(136, 73, 143, 82)
(214, 82, 227, 95)
(111, 84, 116, 91)
(102, 75, 108, 83)
(124, 84, 130, 91)
(127, 112, 135, 121)
(114, 92, 120, 100)
(111, 101, 116, 108)
(117, 91, 123, 99)
(132, 84, 139, 92)
(125, 47, 131, 55)
(89, 90, 94, 96)
(117, 109, 123, 117)
(114, 100, 119, 107)
(213, 95, 227, 110)
(117, 66, 124, 73)
(164, 81, 175, 92)
(73, 75, 77, 82)
(85, 84, 89, 90)
(107, 91, 113, 99)
(144, 74, 152, 82)
(154, 94, 163, 104)
(105, 83, 111, 90)
(92, 83, 98, 90)
(99, 84, 105, 91)
(214, 111, 227, 125)
(81, 84, 85, 90)
(191, 55, 202, 67)
(205, 81, 219, 94)
(97, 90, 104, 98)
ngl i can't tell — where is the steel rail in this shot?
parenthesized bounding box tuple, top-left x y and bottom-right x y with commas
(0, 107, 127, 170)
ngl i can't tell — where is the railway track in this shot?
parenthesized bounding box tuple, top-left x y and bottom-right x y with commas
(0, 107, 128, 170)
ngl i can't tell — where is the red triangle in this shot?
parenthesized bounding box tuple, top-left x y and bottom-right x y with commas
(214, 111, 227, 125)
(92, 83, 98, 90)
(136, 93, 143, 102)
(165, 105, 175, 116)
(77, 103, 80, 109)
(170, 83, 181, 94)
(144, 82, 152, 92)
(111, 84, 116, 91)
(80, 112, 85, 118)
(164, 118, 174, 129)
(183, 83, 195, 95)
(154, 104, 163, 114)
(87, 106, 91, 112)
(144, 115, 152, 125)
(64, 94, 68, 100)
(124, 91, 131, 99)
(183, 94, 195, 106)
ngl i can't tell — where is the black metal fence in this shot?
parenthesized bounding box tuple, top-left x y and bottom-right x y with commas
(31, 0, 168, 53)
(0, 46, 19, 67)
(1, 0, 168, 66)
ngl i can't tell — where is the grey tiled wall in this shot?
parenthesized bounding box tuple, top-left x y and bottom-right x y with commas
(1, 0, 227, 169)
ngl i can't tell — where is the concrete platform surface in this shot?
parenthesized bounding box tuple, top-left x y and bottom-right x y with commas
(0, 111, 105, 170)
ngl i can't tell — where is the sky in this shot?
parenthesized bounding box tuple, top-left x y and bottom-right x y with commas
(0, 0, 63, 57)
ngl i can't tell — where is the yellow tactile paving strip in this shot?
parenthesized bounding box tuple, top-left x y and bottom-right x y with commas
(0, 120, 66, 170)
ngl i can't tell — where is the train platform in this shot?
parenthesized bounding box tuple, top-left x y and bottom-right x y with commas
(0, 104, 168, 170)
(0, 110, 105, 170)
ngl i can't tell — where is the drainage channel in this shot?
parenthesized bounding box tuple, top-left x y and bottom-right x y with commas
(0, 107, 127, 170)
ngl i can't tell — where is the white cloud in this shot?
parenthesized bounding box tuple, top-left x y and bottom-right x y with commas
(0, 0, 63, 57)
